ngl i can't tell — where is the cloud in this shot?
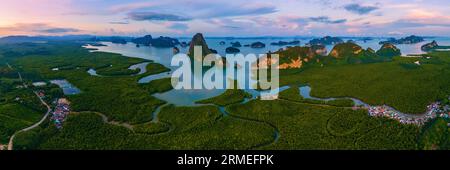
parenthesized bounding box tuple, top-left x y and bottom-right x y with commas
(36, 28, 80, 33)
(109, 21, 130, 25)
(290, 16, 347, 25)
(344, 3, 379, 15)
(204, 18, 250, 30)
(115, 1, 277, 22)
(169, 23, 188, 30)
(390, 19, 450, 28)
(204, 4, 278, 18)
(0, 23, 80, 35)
(223, 25, 241, 29)
(109, 2, 160, 14)
(127, 12, 191, 21)
(308, 16, 347, 24)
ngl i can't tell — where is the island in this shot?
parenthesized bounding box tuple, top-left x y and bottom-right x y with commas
(132, 35, 180, 48)
(226, 47, 240, 53)
(421, 41, 450, 52)
(250, 42, 266, 48)
(379, 35, 424, 45)
(230, 41, 242, 47)
(308, 36, 344, 45)
(270, 40, 300, 46)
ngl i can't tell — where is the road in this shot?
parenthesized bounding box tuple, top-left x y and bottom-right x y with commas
(6, 65, 51, 150)
(6, 62, 12, 69)
(7, 92, 51, 150)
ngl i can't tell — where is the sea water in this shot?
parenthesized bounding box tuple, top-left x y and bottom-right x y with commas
(83, 36, 450, 106)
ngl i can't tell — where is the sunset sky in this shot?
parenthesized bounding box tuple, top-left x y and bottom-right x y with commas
(1, 0, 450, 37)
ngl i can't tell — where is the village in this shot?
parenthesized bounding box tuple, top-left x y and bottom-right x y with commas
(50, 98, 71, 129)
(31, 81, 72, 129)
(368, 101, 450, 126)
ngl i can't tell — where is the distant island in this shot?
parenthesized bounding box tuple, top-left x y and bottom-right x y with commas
(226, 47, 240, 53)
(132, 35, 180, 48)
(308, 36, 344, 45)
(250, 42, 266, 48)
(269, 41, 402, 70)
(379, 35, 424, 45)
(421, 41, 450, 52)
(230, 42, 242, 47)
(270, 40, 300, 46)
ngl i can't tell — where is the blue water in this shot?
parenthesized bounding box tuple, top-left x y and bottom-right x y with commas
(50, 79, 81, 95)
(83, 36, 450, 105)
(299, 86, 368, 107)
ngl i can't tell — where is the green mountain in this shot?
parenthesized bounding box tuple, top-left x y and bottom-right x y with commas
(376, 43, 401, 57)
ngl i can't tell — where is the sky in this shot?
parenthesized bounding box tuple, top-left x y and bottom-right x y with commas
(1, 0, 450, 37)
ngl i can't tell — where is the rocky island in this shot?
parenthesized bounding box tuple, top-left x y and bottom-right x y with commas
(379, 35, 424, 45)
(421, 41, 450, 52)
(230, 41, 242, 47)
(308, 36, 344, 45)
(250, 42, 266, 48)
(188, 33, 213, 57)
(270, 40, 300, 46)
(226, 47, 240, 53)
(132, 35, 180, 48)
(110, 37, 127, 44)
(376, 43, 401, 57)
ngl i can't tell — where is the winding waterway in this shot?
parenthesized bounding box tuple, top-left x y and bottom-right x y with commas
(299, 85, 441, 125)
(87, 62, 150, 77)
(83, 41, 447, 126)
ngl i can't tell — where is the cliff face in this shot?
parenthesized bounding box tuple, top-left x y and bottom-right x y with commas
(188, 33, 212, 57)
(311, 45, 327, 56)
(376, 43, 401, 57)
(273, 46, 324, 69)
(329, 42, 364, 59)
(258, 41, 398, 70)
(328, 42, 393, 64)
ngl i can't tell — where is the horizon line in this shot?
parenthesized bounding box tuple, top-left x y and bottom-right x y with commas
(1, 34, 449, 39)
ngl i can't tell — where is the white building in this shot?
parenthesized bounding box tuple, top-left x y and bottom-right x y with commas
(32, 82, 47, 87)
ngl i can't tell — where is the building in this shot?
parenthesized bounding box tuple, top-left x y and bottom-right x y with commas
(32, 82, 47, 87)
(58, 98, 70, 105)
